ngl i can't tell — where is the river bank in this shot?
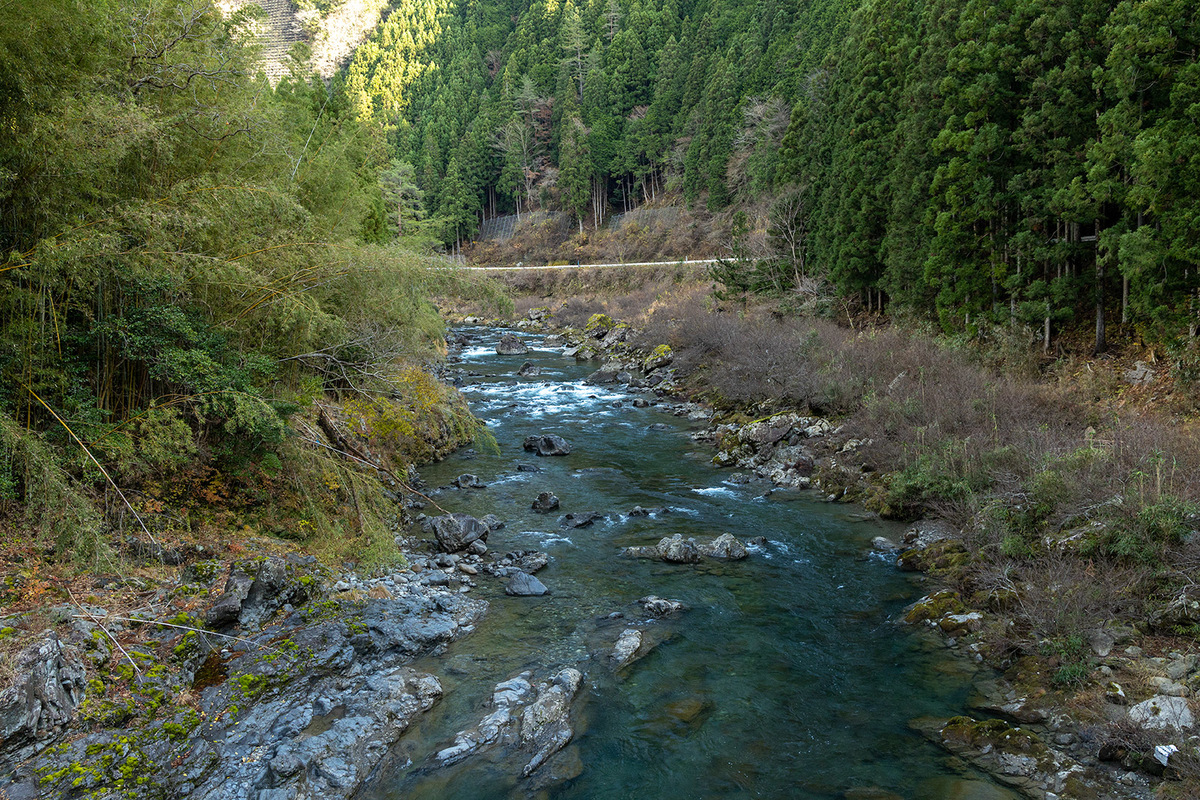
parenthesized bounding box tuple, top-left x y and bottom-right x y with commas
(0, 323, 1024, 799)
(472, 299, 1200, 798)
(3, 302, 1195, 799)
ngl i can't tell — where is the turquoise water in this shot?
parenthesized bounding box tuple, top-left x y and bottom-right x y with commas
(361, 328, 1017, 800)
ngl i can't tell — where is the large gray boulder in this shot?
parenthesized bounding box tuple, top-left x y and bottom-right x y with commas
(523, 434, 572, 457)
(204, 562, 256, 629)
(496, 334, 529, 355)
(432, 513, 490, 553)
(658, 535, 703, 564)
(505, 572, 549, 596)
(0, 634, 87, 752)
(700, 533, 748, 560)
(1129, 695, 1194, 731)
(520, 669, 583, 776)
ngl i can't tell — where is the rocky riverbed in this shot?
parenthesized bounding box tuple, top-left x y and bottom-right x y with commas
(4, 312, 1190, 800)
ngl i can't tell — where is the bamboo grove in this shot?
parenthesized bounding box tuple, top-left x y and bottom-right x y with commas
(0, 0, 455, 541)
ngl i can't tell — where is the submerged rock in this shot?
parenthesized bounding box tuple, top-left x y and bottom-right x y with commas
(517, 361, 541, 377)
(559, 511, 604, 529)
(628, 506, 669, 517)
(523, 434, 572, 457)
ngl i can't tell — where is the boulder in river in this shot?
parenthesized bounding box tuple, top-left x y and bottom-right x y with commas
(517, 361, 541, 377)
(496, 334, 529, 355)
(628, 506, 669, 517)
(506, 572, 549, 596)
(532, 492, 560, 512)
(639, 596, 685, 618)
(585, 370, 618, 385)
(501, 551, 549, 574)
(520, 668, 583, 777)
(432, 513, 490, 553)
(699, 533, 748, 560)
(454, 474, 486, 489)
(658, 535, 703, 564)
(609, 629, 642, 668)
(559, 511, 604, 529)
(523, 434, 572, 457)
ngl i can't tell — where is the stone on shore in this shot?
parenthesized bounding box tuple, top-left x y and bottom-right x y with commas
(1128, 695, 1194, 731)
(432, 513, 490, 553)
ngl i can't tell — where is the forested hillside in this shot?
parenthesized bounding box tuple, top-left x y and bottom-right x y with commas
(348, 0, 1198, 354)
(778, 0, 1200, 352)
(344, 0, 856, 243)
(0, 0, 490, 565)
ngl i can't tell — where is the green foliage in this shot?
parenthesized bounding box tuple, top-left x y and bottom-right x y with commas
(776, 0, 1200, 347)
(341, 0, 855, 244)
(1039, 634, 1092, 688)
(0, 0, 476, 555)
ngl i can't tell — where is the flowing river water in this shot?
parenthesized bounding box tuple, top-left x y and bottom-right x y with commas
(361, 327, 1020, 800)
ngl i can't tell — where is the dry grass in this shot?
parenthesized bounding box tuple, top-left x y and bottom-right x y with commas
(467, 206, 728, 268)
(476, 262, 711, 329)
(641, 299, 1200, 655)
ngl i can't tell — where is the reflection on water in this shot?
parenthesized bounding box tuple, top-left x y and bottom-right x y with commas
(361, 328, 1018, 800)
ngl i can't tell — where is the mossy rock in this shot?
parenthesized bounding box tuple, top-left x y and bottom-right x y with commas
(897, 539, 968, 574)
(643, 344, 674, 372)
(182, 559, 221, 586)
(584, 313, 614, 338)
(905, 590, 965, 624)
(941, 716, 1046, 757)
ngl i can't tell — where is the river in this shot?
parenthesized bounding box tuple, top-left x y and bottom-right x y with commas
(360, 327, 1018, 800)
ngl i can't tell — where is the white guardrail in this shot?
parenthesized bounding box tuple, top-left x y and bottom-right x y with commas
(461, 259, 721, 271)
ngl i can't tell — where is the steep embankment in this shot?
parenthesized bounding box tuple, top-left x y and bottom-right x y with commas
(218, 0, 388, 81)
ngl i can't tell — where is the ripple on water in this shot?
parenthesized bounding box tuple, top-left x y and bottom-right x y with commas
(365, 327, 1019, 800)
